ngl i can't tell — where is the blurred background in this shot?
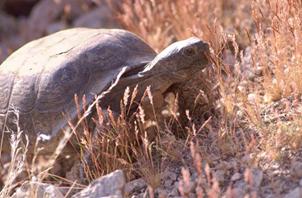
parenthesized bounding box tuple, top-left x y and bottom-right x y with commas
(0, 0, 253, 64)
(0, 0, 122, 63)
(0, 0, 259, 121)
(2, 1, 302, 196)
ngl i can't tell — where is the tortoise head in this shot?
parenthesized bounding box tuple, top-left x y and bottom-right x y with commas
(139, 37, 210, 80)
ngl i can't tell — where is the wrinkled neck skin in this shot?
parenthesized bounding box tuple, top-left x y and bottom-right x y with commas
(100, 58, 199, 113)
(139, 57, 201, 85)
(118, 57, 196, 95)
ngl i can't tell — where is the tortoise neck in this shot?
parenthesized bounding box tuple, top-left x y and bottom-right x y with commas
(138, 58, 172, 80)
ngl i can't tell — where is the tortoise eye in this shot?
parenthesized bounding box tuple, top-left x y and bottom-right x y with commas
(183, 47, 197, 57)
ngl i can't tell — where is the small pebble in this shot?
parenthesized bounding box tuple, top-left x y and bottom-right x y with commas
(231, 173, 241, 181)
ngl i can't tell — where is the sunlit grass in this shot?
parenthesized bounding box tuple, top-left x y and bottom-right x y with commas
(1, 0, 302, 197)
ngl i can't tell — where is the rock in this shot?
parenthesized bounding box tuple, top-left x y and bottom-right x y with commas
(169, 186, 180, 197)
(163, 170, 178, 181)
(284, 187, 302, 198)
(244, 168, 263, 189)
(251, 169, 263, 188)
(214, 170, 225, 183)
(12, 181, 64, 198)
(231, 173, 241, 181)
(72, 170, 126, 198)
(291, 161, 302, 178)
(66, 161, 85, 184)
(162, 169, 178, 188)
(46, 22, 68, 34)
(25, 0, 87, 40)
(164, 179, 174, 188)
(0, 12, 18, 37)
(73, 5, 121, 28)
(125, 178, 147, 196)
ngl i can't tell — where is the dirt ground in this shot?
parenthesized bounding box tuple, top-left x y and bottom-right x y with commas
(1, 0, 302, 197)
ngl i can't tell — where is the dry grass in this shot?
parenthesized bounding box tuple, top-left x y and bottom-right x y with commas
(2, 0, 302, 197)
(0, 110, 77, 198)
(77, 87, 164, 186)
(107, 0, 302, 196)
(252, 0, 302, 101)
(0, 113, 28, 198)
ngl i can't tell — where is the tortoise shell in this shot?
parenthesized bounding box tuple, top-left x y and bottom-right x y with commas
(0, 28, 156, 154)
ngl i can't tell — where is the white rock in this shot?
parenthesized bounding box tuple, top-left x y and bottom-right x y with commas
(72, 169, 126, 198)
(251, 168, 263, 188)
(284, 187, 302, 198)
(12, 181, 64, 198)
(74, 6, 120, 29)
(125, 178, 147, 195)
(25, 0, 85, 40)
(231, 173, 241, 181)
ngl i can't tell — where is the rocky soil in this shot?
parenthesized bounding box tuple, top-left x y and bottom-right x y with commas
(1, 1, 302, 198)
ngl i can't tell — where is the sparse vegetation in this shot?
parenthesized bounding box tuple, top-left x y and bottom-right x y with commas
(1, 0, 302, 197)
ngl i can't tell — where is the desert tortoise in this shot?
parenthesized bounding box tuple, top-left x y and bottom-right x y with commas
(0, 28, 210, 156)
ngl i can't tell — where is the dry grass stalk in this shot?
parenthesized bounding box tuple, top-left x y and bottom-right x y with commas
(2, 0, 302, 197)
(78, 87, 162, 184)
(252, 0, 302, 101)
(0, 112, 28, 198)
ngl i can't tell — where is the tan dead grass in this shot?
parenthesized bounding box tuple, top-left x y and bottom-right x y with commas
(2, 0, 302, 197)
(251, 0, 302, 102)
(108, 0, 302, 196)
